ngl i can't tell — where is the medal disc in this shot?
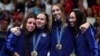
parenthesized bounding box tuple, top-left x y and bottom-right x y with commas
(31, 51, 38, 56)
(56, 44, 62, 50)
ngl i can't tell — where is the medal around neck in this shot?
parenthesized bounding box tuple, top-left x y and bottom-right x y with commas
(56, 43, 62, 50)
(31, 51, 38, 56)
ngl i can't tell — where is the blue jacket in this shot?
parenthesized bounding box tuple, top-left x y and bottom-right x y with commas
(29, 29, 51, 56)
(50, 24, 73, 56)
(74, 26, 98, 56)
(0, 30, 25, 56)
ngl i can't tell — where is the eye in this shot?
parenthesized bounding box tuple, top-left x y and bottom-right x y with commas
(28, 21, 35, 25)
(36, 17, 45, 20)
(28, 22, 32, 24)
(33, 22, 35, 25)
(56, 9, 59, 11)
(41, 18, 45, 21)
(52, 10, 55, 12)
(69, 17, 75, 19)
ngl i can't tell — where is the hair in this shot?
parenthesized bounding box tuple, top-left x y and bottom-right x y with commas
(33, 0, 41, 7)
(1, 0, 11, 4)
(71, 9, 86, 34)
(73, 9, 85, 28)
(14, 2, 25, 13)
(49, 3, 67, 30)
(22, 15, 36, 56)
(45, 0, 52, 4)
(13, 22, 21, 27)
(36, 12, 50, 33)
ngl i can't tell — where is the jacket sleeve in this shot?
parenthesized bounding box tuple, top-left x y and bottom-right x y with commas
(5, 33, 18, 55)
(85, 27, 98, 56)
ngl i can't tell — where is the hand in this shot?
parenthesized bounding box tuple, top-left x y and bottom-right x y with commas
(13, 52, 20, 56)
(10, 27, 21, 36)
(79, 22, 90, 33)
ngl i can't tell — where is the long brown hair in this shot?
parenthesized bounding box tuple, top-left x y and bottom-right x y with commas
(22, 16, 36, 56)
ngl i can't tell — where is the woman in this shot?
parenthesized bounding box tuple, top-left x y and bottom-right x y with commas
(50, 3, 74, 56)
(50, 3, 90, 56)
(0, 16, 36, 56)
(69, 9, 98, 56)
(10, 12, 51, 56)
(29, 12, 51, 56)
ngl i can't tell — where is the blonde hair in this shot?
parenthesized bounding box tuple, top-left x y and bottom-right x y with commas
(49, 3, 67, 30)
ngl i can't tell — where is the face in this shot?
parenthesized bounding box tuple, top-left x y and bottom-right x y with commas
(69, 12, 76, 27)
(2, 20, 8, 31)
(18, 12, 24, 19)
(3, 0, 9, 3)
(46, 0, 50, 3)
(96, 17, 100, 24)
(36, 14, 47, 28)
(36, 0, 40, 5)
(96, 0, 100, 5)
(26, 18, 36, 32)
(87, 8, 93, 16)
(52, 5, 61, 20)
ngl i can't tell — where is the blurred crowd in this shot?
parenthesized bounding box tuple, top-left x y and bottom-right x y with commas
(0, 0, 100, 54)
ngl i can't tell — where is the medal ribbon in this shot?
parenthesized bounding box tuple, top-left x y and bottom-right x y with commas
(56, 26, 63, 44)
(33, 33, 41, 51)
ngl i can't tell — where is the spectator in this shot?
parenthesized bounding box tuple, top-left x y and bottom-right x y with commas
(94, 16, 100, 32)
(86, 7, 96, 25)
(31, 0, 42, 15)
(92, 0, 100, 17)
(0, 0, 14, 12)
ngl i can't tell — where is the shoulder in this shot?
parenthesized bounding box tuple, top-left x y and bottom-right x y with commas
(84, 25, 96, 37)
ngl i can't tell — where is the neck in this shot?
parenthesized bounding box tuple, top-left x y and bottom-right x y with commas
(53, 19, 62, 27)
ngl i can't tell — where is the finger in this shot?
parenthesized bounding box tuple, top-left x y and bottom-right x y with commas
(14, 30, 21, 36)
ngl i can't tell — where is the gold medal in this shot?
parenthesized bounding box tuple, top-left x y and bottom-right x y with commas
(31, 51, 38, 56)
(56, 43, 62, 50)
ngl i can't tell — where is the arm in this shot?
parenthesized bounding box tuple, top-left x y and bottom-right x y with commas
(6, 33, 20, 55)
(10, 27, 21, 36)
(79, 22, 90, 33)
(85, 26, 98, 56)
(13, 52, 20, 56)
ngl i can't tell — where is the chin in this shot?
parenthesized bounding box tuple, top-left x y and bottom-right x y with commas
(28, 30, 34, 32)
(70, 24, 75, 27)
(37, 25, 43, 28)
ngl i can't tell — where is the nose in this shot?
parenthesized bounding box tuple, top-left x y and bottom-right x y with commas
(54, 10, 58, 14)
(37, 19, 41, 22)
(69, 18, 73, 22)
(30, 23, 35, 27)
(36, 18, 41, 21)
